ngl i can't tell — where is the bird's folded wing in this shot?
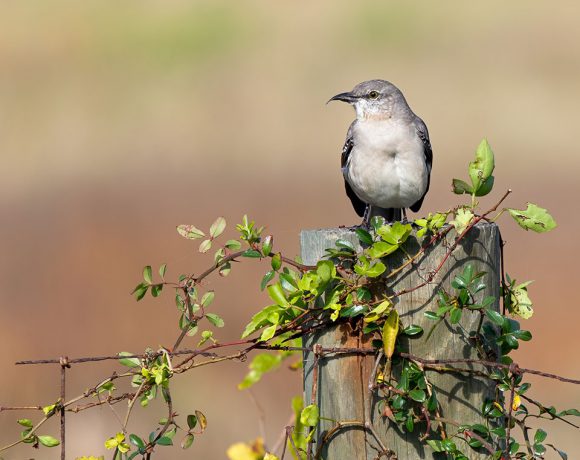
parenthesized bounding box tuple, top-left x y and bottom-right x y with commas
(341, 122, 367, 217)
(410, 116, 433, 213)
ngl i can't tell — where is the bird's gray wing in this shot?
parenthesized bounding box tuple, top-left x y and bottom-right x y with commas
(341, 122, 367, 217)
(410, 116, 432, 213)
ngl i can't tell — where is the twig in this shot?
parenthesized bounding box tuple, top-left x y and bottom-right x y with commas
(59, 357, 69, 460)
(464, 430, 495, 455)
(286, 426, 301, 458)
(123, 381, 146, 431)
(271, 414, 295, 458)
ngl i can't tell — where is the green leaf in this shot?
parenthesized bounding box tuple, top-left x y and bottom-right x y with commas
(251, 353, 282, 373)
(558, 408, 580, 417)
(355, 256, 386, 278)
(485, 309, 505, 326)
(151, 284, 163, 297)
(158, 263, 167, 278)
(355, 228, 373, 245)
(156, 436, 173, 446)
(368, 241, 398, 258)
(533, 443, 547, 455)
(198, 239, 212, 253)
(403, 325, 423, 336)
(469, 138, 495, 192)
(187, 414, 198, 430)
(382, 309, 399, 359)
(132, 282, 149, 301)
(449, 307, 462, 324)
(452, 178, 473, 195)
(341, 304, 366, 318)
(426, 439, 444, 452)
(219, 261, 231, 277)
(198, 330, 214, 346)
(129, 433, 145, 448)
(177, 224, 205, 240)
(534, 429, 547, 444)
(475, 175, 494, 196)
(17, 419, 33, 428)
(259, 324, 277, 342)
(513, 330, 532, 341)
(508, 203, 557, 233)
(262, 235, 273, 256)
(118, 352, 141, 368)
(225, 239, 242, 250)
(271, 253, 282, 271)
(441, 438, 457, 452)
(241, 305, 281, 338)
(316, 260, 336, 283)
(37, 435, 60, 447)
(261, 270, 276, 291)
(242, 249, 262, 258)
(209, 217, 226, 238)
(424, 311, 440, 321)
(300, 404, 319, 426)
(366, 261, 386, 277)
(409, 389, 426, 402)
(181, 433, 194, 449)
(405, 415, 414, 432)
(143, 266, 153, 284)
(200, 291, 215, 307)
(267, 283, 289, 307)
(206, 313, 224, 328)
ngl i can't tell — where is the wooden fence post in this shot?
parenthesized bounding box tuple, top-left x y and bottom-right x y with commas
(301, 223, 500, 459)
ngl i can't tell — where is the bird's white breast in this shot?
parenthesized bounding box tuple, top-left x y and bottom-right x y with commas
(344, 119, 428, 209)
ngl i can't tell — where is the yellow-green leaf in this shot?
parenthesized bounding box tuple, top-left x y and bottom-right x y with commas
(450, 208, 474, 234)
(469, 138, 495, 191)
(267, 283, 289, 307)
(209, 217, 226, 238)
(300, 404, 319, 426)
(177, 224, 205, 240)
(508, 204, 557, 233)
(382, 309, 399, 359)
(38, 435, 60, 447)
(511, 281, 534, 319)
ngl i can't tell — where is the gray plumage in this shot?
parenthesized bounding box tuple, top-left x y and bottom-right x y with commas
(330, 80, 432, 223)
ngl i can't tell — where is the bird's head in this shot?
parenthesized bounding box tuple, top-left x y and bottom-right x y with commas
(328, 80, 408, 121)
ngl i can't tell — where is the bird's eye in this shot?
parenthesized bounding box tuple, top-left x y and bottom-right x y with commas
(368, 91, 379, 100)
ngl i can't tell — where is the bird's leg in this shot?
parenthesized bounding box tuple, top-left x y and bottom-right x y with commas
(361, 205, 371, 228)
(401, 208, 409, 224)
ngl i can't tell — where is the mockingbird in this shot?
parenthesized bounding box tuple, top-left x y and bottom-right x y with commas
(329, 79, 432, 225)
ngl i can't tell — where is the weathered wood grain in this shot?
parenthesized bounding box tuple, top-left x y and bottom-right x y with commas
(301, 223, 500, 459)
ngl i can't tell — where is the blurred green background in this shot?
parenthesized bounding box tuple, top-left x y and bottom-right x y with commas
(1, 0, 579, 458)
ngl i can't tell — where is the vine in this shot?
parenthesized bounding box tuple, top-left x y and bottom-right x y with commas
(0, 139, 577, 460)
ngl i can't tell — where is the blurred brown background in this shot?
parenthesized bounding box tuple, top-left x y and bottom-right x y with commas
(1, 1, 579, 458)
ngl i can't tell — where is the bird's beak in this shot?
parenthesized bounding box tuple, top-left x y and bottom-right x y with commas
(327, 91, 357, 104)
